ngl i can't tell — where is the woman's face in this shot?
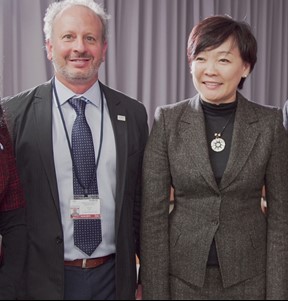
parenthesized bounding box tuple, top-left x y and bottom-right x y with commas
(191, 37, 250, 104)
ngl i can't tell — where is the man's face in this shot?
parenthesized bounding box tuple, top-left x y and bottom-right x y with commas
(46, 5, 107, 90)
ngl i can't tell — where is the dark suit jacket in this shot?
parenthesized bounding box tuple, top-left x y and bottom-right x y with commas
(141, 93, 288, 300)
(3, 80, 148, 300)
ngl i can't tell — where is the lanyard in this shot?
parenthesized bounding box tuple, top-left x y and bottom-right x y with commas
(52, 77, 104, 196)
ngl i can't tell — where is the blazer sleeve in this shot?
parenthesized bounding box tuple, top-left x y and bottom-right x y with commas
(140, 107, 171, 300)
(265, 109, 288, 300)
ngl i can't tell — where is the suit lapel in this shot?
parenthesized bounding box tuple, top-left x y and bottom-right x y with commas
(220, 95, 260, 190)
(33, 82, 61, 219)
(100, 83, 128, 236)
(179, 96, 219, 194)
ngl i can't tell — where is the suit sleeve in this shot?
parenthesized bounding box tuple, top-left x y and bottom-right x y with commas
(141, 107, 171, 300)
(265, 109, 288, 300)
(134, 105, 149, 260)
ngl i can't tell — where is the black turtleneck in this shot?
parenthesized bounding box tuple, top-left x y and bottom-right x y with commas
(201, 99, 237, 266)
(201, 99, 237, 185)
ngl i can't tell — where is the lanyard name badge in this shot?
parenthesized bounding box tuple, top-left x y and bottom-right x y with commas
(52, 77, 104, 221)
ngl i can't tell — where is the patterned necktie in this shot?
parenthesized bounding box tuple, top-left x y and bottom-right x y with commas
(69, 96, 102, 256)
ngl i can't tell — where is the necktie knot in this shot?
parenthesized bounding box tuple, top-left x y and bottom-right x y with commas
(69, 97, 87, 116)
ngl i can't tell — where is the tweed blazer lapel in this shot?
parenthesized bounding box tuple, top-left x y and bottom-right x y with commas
(178, 95, 219, 194)
(220, 94, 260, 190)
(33, 81, 61, 219)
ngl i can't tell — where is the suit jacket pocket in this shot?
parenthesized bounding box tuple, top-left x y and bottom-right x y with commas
(169, 219, 214, 288)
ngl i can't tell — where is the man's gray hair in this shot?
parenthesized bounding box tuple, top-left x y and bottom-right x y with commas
(43, 0, 110, 43)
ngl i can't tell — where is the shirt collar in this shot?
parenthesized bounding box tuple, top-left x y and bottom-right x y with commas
(53, 77, 101, 108)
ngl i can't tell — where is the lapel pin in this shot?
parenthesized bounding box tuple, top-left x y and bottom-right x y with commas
(117, 115, 126, 122)
(0, 143, 4, 151)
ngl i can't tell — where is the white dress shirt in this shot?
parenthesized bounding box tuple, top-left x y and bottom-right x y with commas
(52, 78, 116, 260)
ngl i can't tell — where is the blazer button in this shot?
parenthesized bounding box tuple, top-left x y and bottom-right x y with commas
(56, 237, 63, 244)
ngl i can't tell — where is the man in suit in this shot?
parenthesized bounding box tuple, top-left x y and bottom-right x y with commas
(3, 0, 148, 299)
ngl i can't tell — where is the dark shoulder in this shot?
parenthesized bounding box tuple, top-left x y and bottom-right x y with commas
(155, 98, 192, 116)
(100, 83, 148, 138)
(1, 81, 52, 116)
(245, 99, 280, 113)
(100, 83, 146, 114)
(239, 94, 282, 120)
(157, 98, 192, 112)
(154, 97, 196, 125)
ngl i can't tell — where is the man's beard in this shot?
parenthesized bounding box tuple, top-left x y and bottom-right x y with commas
(52, 57, 101, 83)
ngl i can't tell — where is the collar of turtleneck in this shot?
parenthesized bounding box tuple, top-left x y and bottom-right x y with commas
(200, 99, 238, 117)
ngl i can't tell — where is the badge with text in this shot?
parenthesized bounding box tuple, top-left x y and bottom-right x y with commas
(70, 197, 101, 220)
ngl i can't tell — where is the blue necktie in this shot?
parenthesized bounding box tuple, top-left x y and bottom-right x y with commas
(69, 96, 102, 256)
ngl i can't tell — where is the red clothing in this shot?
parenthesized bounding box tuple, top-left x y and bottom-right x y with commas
(0, 119, 25, 211)
(0, 109, 26, 299)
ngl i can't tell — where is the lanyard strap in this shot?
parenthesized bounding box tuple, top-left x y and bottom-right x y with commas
(52, 77, 104, 195)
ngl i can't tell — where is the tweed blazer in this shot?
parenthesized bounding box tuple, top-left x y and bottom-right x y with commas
(141, 93, 288, 300)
